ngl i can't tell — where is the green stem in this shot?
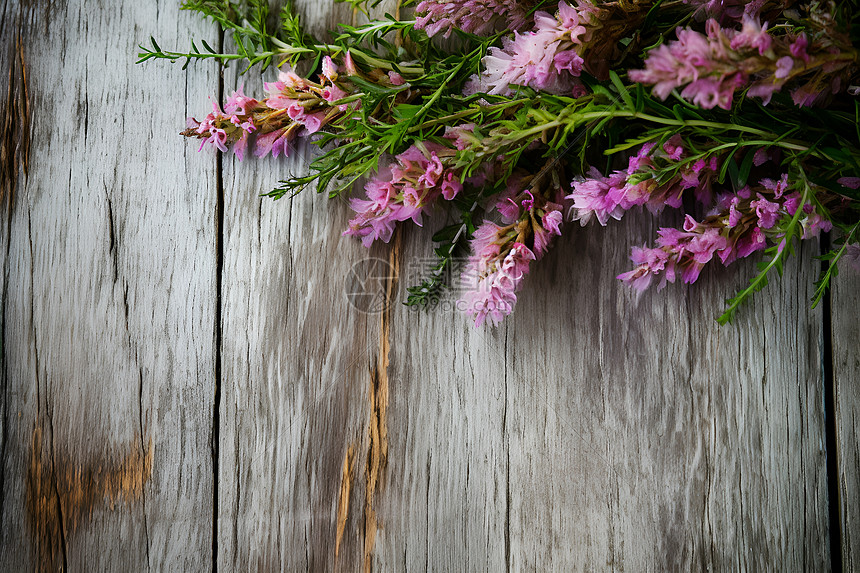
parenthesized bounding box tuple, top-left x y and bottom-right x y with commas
(407, 99, 529, 133)
(407, 60, 467, 126)
(812, 221, 860, 308)
(572, 110, 774, 136)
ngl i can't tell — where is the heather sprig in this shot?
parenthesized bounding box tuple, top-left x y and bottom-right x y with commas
(139, 1, 425, 75)
(717, 164, 816, 323)
(631, 12, 859, 110)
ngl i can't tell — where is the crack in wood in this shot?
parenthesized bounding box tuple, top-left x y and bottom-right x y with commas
(335, 443, 356, 560)
(362, 229, 399, 573)
(211, 22, 226, 573)
(1, 31, 29, 204)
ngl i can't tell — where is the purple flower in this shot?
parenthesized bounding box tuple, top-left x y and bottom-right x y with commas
(838, 177, 860, 190)
(460, 227, 536, 327)
(415, 0, 531, 38)
(466, 1, 598, 96)
(630, 15, 854, 109)
(344, 142, 466, 246)
(750, 194, 780, 228)
(618, 173, 834, 289)
(842, 244, 860, 274)
(568, 141, 720, 225)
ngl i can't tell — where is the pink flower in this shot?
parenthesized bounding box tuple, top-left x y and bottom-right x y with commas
(532, 208, 564, 258)
(254, 127, 295, 158)
(467, 1, 595, 96)
(186, 99, 259, 160)
(568, 168, 627, 225)
(322, 84, 348, 105)
(460, 230, 536, 327)
(568, 141, 718, 225)
(802, 213, 832, 239)
(760, 173, 788, 198)
(440, 172, 463, 200)
(729, 16, 771, 55)
(663, 135, 684, 161)
(842, 244, 860, 273)
(415, 0, 530, 38)
(750, 194, 780, 229)
(321, 56, 338, 81)
(838, 177, 860, 189)
(224, 86, 259, 115)
(617, 246, 672, 291)
(617, 172, 832, 290)
(631, 16, 849, 109)
(774, 56, 794, 80)
(790, 34, 810, 64)
(753, 148, 770, 166)
(344, 142, 466, 246)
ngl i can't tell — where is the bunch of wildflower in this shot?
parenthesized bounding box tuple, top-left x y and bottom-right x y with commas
(630, 11, 859, 109)
(414, 0, 533, 38)
(617, 174, 833, 290)
(343, 141, 465, 247)
(459, 172, 566, 326)
(568, 136, 722, 225)
(183, 56, 359, 159)
(159, 0, 860, 327)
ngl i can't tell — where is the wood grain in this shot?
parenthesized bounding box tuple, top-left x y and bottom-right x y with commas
(0, 0, 855, 571)
(371, 210, 831, 571)
(0, 1, 218, 570)
(833, 269, 860, 571)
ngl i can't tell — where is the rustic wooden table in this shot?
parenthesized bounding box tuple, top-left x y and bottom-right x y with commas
(1, 0, 858, 571)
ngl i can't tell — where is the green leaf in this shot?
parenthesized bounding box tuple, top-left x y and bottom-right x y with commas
(609, 70, 633, 110)
(737, 148, 756, 187)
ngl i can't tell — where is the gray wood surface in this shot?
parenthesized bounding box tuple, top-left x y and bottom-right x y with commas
(0, 0, 856, 571)
(835, 271, 860, 571)
(0, 1, 218, 570)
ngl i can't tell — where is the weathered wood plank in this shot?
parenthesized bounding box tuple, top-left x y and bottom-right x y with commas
(210, 0, 833, 566)
(217, 137, 383, 572)
(0, 1, 842, 571)
(833, 268, 860, 570)
(0, 1, 218, 570)
(213, 1, 431, 570)
(374, 210, 830, 570)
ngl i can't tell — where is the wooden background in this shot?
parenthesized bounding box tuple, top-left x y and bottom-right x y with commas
(0, 0, 857, 571)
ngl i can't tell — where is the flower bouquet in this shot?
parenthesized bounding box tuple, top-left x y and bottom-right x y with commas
(140, 0, 860, 326)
